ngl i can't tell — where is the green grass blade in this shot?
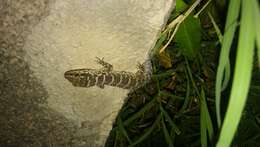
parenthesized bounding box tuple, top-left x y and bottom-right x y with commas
(253, 0, 260, 66)
(207, 10, 231, 91)
(201, 88, 214, 140)
(129, 115, 161, 147)
(200, 102, 207, 147)
(221, 59, 231, 91)
(207, 11, 223, 43)
(160, 91, 185, 100)
(216, 0, 255, 146)
(185, 58, 200, 96)
(114, 129, 119, 147)
(160, 105, 181, 135)
(118, 117, 132, 143)
(152, 69, 176, 79)
(215, 0, 241, 127)
(179, 69, 191, 113)
(123, 97, 157, 126)
(162, 116, 174, 147)
(200, 88, 214, 147)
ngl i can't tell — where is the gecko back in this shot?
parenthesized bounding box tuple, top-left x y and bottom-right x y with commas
(64, 57, 148, 89)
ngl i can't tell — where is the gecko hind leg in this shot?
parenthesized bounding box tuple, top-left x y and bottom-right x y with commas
(135, 62, 145, 76)
(95, 57, 113, 72)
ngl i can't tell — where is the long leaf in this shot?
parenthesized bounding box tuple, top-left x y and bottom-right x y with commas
(161, 115, 174, 147)
(201, 88, 214, 141)
(207, 11, 223, 43)
(118, 117, 132, 143)
(123, 96, 156, 126)
(129, 115, 161, 147)
(253, 0, 260, 66)
(208, 10, 231, 91)
(221, 60, 231, 91)
(215, 0, 241, 127)
(160, 105, 181, 135)
(179, 69, 191, 113)
(200, 102, 207, 147)
(217, 0, 255, 146)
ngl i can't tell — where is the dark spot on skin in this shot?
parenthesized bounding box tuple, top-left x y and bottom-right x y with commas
(110, 72, 121, 86)
(118, 73, 130, 88)
(96, 74, 105, 88)
(104, 74, 113, 85)
(128, 76, 137, 88)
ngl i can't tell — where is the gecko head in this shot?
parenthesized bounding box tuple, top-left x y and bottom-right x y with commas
(64, 69, 93, 87)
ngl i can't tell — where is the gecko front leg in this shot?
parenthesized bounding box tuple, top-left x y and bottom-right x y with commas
(95, 57, 113, 72)
(135, 62, 145, 78)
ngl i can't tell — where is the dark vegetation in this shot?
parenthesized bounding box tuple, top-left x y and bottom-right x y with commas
(105, 0, 260, 146)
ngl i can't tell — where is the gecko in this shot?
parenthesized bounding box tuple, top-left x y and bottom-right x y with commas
(64, 57, 149, 89)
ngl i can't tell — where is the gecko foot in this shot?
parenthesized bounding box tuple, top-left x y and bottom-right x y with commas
(135, 62, 145, 78)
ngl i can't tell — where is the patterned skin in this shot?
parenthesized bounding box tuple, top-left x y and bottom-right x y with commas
(64, 57, 146, 89)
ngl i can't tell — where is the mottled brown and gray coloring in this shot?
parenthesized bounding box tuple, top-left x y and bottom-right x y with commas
(64, 57, 147, 90)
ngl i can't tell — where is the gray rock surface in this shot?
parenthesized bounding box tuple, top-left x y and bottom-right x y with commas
(0, 0, 175, 146)
(0, 1, 76, 146)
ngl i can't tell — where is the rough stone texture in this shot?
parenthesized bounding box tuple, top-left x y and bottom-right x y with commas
(0, 0, 175, 146)
(0, 0, 76, 146)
